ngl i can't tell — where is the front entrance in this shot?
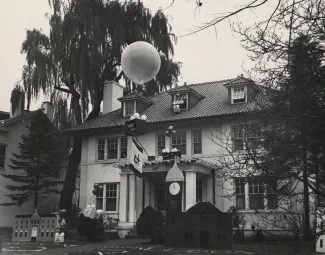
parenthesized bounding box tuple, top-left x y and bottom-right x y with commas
(200, 231, 210, 248)
(155, 187, 165, 215)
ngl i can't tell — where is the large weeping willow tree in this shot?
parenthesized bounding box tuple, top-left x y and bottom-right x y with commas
(20, 0, 181, 213)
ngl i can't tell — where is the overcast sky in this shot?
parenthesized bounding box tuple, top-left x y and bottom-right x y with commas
(0, 0, 274, 112)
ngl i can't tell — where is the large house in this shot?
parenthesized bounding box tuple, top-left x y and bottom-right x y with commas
(65, 77, 311, 238)
(0, 96, 59, 227)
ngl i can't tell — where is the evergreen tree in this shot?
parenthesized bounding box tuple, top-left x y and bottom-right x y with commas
(1, 109, 63, 208)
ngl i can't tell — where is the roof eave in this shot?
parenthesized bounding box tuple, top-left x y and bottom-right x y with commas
(63, 110, 256, 136)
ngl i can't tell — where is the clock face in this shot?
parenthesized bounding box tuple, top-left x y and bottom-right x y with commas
(169, 182, 180, 195)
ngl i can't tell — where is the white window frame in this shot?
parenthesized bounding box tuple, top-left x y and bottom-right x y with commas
(231, 87, 247, 104)
(123, 101, 136, 117)
(156, 133, 166, 157)
(173, 93, 188, 110)
(171, 131, 187, 155)
(96, 137, 128, 161)
(0, 144, 6, 169)
(231, 125, 261, 151)
(192, 130, 202, 155)
(233, 177, 278, 210)
(95, 183, 120, 213)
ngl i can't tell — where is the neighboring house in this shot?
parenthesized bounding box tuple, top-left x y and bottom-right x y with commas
(0, 96, 59, 227)
(65, 76, 310, 238)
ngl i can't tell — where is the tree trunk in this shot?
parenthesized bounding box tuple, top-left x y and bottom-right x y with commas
(34, 172, 39, 210)
(303, 149, 310, 239)
(59, 95, 83, 213)
(59, 91, 103, 213)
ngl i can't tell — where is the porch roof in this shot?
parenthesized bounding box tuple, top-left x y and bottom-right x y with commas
(114, 158, 220, 171)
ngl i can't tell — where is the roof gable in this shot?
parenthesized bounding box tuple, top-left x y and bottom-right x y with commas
(186, 202, 223, 215)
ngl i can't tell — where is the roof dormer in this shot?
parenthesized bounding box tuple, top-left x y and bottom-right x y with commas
(224, 75, 258, 104)
(118, 92, 152, 117)
(168, 85, 204, 113)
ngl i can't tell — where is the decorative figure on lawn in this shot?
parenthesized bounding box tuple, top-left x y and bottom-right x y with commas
(77, 204, 105, 241)
(58, 209, 67, 237)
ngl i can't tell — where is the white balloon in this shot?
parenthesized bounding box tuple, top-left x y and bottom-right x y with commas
(121, 41, 161, 84)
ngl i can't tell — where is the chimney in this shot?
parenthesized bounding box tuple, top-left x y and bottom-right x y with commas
(41, 101, 54, 122)
(10, 90, 25, 118)
(103, 81, 124, 114)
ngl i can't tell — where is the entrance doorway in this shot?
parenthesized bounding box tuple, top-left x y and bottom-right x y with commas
(200, 231, 210, 248)
(155, 187, 165, 214)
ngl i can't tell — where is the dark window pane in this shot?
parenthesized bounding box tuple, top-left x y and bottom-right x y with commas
(106, 198, 117, 211)
(97, 140, 105, 160)
(249, 194, 264, 209)
(236, 195, 245, 209)
(107, 138, 118, 159)
(268, 194, 277, 209)
(120, 137, 128, 159)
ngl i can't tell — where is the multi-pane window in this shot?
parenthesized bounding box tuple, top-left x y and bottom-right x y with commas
(192, 130, 202, 154)
(231, 126, 244, 151)
(171, 131, 187, 155)
(173, 93, 188, 110)
(231, 125, 261, 151)
(231, 87, 246, 103)
(0, 145, 6, 168)
(124, 101, 135, 116)
(97, 137, 127, 160)
(234, 177, 277, 210)
(107, 138, 118, 159)
(246, 128, 261, 150)
(249, 178, 265, 209)
(106, 183, 118, 211)
(196, 180, 203, 203)
(234, 178, 245, 210)
(97, 140, 105, 160)
(267, 180, 278, 209)
(120, 137, 128, 159)
(95, 183, 119, 212)
(157, 134, 165, 157)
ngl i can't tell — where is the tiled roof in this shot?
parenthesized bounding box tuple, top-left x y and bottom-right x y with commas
(117, 92, 153, 104)
(64, 77, 258, 134)
(0, 111, 37, 127)
(167, 85, 204, 99)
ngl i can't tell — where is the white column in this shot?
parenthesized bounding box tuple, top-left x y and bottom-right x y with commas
(186, 171, 196, 210)
(119, 173, 128, 223)
(128, 174, 136, 223)
(150, 182, 155, 207)
(245, 181, 249, 210)
(79, 166, 88, 209)
(144, 178, 150, 208)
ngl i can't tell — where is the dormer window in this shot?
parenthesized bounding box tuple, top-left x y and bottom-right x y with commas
(124, 101, 136, 117)
(231, 87, 246, 104)
(173, 93, 188, 110)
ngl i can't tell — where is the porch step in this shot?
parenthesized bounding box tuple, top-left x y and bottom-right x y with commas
(125, 229, 147, 239)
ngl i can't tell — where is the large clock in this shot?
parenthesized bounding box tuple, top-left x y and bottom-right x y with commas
(169, 182, 180, 195)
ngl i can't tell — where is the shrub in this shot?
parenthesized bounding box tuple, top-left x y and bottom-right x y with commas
(77, 214, 104, 241)
(228, 206, 246, 242)
(136, 206, 165, 244)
